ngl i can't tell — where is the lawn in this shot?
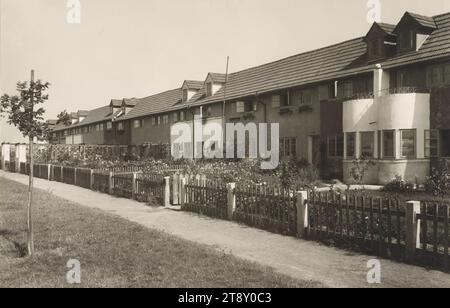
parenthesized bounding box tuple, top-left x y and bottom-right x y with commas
(0, 177, 322, 288)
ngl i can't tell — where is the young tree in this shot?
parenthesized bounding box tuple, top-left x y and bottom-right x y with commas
(0, 70, 50, 256)
(56, 110, 72, 126)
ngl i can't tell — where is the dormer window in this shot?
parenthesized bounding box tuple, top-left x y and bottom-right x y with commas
(399, 30, 415, 51)
(206, 82, 213, 97)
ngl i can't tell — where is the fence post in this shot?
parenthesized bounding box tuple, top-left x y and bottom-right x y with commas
(180, 177, 186, 206)
(74, 168, 77, 185)
(406, 200, 421, 262)
(109, 171, 113, 195)
(47, 164, 51, 181)
(164, 176, 171, 207)
(132, 172, 137, 200)
(61, 166, 64, 183)
(227, 183, 236, 220)
(172, 173, 180, 205)
(296, 191, 309, 238)
(90, 169, 94, 190)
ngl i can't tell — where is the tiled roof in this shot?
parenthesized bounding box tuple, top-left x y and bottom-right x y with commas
(77, 110, 89, 117)
(184, 80, 204, 90)
(54, 11, 450, 124)
(46, 120, 58, 125)
(186, 12, 450, 108)
(376, 23, 396, 34)
(119, 88, 182, 121)
(382, 12, 450, 69)
(407, 12, 437, 29)
(70, 112, 78, 119)
(53, 106, 114, 132)
(110, 99, 122, 107)
(123, 98, 139, 106)
(209, 73, 227, 83)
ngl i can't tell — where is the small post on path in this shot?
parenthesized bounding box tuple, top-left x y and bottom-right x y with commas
(164, 176, 171, 207)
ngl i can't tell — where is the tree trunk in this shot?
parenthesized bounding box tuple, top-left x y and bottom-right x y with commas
(27, 136, 34, 256)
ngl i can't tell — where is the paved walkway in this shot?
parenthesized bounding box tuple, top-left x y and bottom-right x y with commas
(1, 170, 449, 288)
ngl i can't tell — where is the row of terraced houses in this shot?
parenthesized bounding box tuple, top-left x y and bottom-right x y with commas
(48, 11, 450, 185)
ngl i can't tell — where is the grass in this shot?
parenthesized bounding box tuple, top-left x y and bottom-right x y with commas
(0, 177, 322, 288)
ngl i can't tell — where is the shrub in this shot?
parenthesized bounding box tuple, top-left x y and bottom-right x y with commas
(382, 175, 416, 193)
(425, 160, 450, 197)
(349, 156, 376, 185)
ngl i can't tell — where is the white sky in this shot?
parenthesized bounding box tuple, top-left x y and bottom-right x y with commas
(1, 0, 449, 142)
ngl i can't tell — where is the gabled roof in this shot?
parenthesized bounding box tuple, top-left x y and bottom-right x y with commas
(394, 12, 437, 33)
(186, 12, 450, 108)
(123, 98, 139, 107)
(77, 110, 89, 117)
(46, 120, 58, 125)
(407, 12, 437, 29)
(120, 88, 182, 121)
(183, 80, 204, 90)
(376, 23, 396, 35)
(110, 99, 123, 107)
(208, 73, 227, 83)
(70, 112, 78, 119)
(52, 106, 115, 132)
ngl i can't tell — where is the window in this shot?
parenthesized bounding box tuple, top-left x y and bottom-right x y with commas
(133, 119, 143, 128)
(346, 132, 356, 158)
(206, 82, 213, 97)
(173, 113, 178, 123)
(383, 130, 395, 158)
(163, 115, 169, 125)
(445, 64, 450, 84)
(205, 106, 213, 117)
(399, 30, 414, 51)
(100, 123, 104, 131)
(152, 117, 156, 126)
(400, 130, 416, 158)
(106, 122, 112, 130)
(280, 137, 297, 158)
(182, 89, 188, 102)
(425, 130, 438, 158)
(301, 89, 313, 105)
(117, 122, 124, 131)
(342, 81, 353, 98)
(328, 135, 344, 158)
(427, 63, 450, 87)
(397, 70, 410, 88)
(272, 95, 281, 108)
(180, 111, 185, 122)
(157, 116, 161, 125)
(236, 101, 245, 113)
(361, 132, 374, 158)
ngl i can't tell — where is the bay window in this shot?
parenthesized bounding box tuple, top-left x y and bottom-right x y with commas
(346, 132, 356, 158)
(360, 132, 374, 158)
(383, 130, 395, 158)
(400, 130, 416, 158)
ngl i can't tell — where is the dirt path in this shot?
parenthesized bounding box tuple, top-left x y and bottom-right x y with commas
(1, 171, 449, 288)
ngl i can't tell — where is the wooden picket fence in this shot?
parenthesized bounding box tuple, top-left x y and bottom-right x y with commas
(183, 178, 228, 220)
(75, 168, 92, 189)
(112, 173, 134, 199)
(307, 191, 407, 259)
(234, 185, 298, 236)
(418, 201, 450, 270)
(135, 173, 165, 204)
(92, 171, 110, 194)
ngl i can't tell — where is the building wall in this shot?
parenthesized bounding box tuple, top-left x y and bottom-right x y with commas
(342, 90, 431, 184)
